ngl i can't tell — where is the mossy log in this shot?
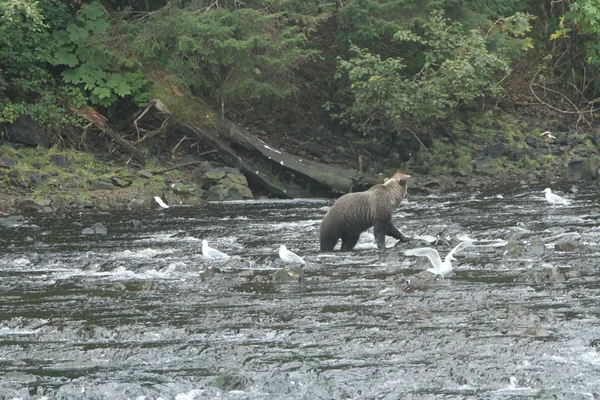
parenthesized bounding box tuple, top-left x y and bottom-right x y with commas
(148, 74, 376, 198)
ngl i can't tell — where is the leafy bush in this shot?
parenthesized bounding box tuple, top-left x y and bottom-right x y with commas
(328, 10, 532, 134)
(0, 0, 148, 131)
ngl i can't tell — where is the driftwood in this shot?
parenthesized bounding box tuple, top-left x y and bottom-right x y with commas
(144, 72, 378, 198)
(76, 106, 146, 166)
(182, 114, 378, 198)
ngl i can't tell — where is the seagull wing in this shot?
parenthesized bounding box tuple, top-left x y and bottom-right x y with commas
(549, 193, 569, 205)
(281, 248, 305, 264)
(202, 240, 229, 260)
(447, 241, 473, 260)
(209, 248, 230, 260)
(405, 247, 443, 270)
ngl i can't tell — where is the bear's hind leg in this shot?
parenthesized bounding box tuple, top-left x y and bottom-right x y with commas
(340, 234, 360, 251)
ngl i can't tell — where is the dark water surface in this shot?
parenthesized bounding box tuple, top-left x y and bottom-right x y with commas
(1, 184, 599, 399)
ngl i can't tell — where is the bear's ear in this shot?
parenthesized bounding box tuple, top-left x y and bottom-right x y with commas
(391, 172, 411, 183)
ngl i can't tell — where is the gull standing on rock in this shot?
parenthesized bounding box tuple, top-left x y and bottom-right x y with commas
(542, 188, 570, 205)
(202, 240, 230, 261)
(404, 241, 472, 278)
(278, 245, 306, 265)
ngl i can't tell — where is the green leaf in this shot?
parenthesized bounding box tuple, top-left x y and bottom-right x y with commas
(55, 50, 79, 67)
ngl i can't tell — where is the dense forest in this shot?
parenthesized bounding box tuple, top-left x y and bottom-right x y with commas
(1, 0, 600, 179)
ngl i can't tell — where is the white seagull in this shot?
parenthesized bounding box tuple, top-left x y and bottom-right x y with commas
(154, 196, 169, 208)
(202, 240, 230, 261)
(404, 241, 472, 278)
(542, 188, 569, 205)
(278, 245, 306, 265)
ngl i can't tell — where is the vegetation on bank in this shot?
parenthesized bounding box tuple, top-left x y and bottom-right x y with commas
(0, 144, 175, 203)
(1, 0, 599, 188)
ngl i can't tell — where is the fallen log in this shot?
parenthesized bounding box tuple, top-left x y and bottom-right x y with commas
(148, 76, 377, 198)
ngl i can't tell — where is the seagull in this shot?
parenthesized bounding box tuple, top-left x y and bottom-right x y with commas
(404, 241, 472, 278)
(154, 196, 169, 208)
(202, 240, 230, 261)
(539, 131, 556, 139)
(542, 188, 569, 205)
(278, 245, 306, 265)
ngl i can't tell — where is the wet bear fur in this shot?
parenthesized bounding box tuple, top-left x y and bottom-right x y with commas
(319, 172, 411, 251)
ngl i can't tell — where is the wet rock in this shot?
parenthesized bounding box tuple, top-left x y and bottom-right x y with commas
(193, 166, 253, 201)
(89, 179, 115, 190)
(139, 169, 154, 178)
(474, 157, 497, 176)
(82, 222, 107, 235)
(484, 143, 509, 158)
(525, 136, 539, 148)
(128, 195, 154, 210)
(271, 267, 304, 283)
(110, 176, 132, 187)
(553, 240, 596, 254)
(8, 170, 28, 188)
(521, 324, 551, 337)
(0, 215, 25, 227)
(17, 199, 54, 213)
(518, 267, 565, 285)
(8, 117, 51, 147)
(49, 154, 70, 168)
(207, 182, 252, 201)
(171, 181, 196, 195)
(29, 174, 45, 184)
(503, 240, 524, 258)
(554, 240, 578, 252)
(208, 374, 251, 391)
(581, 156, 600, 180)
(200, 266, 222, 280)
(77, 324, 112, 340)
(189, 161, 215, 179)
(0, 157, 16, 168)
(525, 239, 546, 257)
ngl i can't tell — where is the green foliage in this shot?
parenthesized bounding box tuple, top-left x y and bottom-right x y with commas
(125, 2, 323, 110)
(0, 0, 148, 131)
(553, 1, 600, 70)
(329, 10, 526, 133)
(0, 0, 69, 126)
(55, 1, 148, 107)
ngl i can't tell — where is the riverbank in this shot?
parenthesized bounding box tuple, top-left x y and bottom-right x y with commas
(0, 110, 598, 215)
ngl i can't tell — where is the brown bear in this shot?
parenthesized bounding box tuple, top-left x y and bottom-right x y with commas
(319, 172, 411, 251)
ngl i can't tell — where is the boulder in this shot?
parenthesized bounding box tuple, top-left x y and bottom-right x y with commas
(525, 239, 546, 257)
(503, 241, 524, 258)
(474, 157, 497, 176)
(82, 222, 107, 235)
(0, 157, 16, 168)
(193, 166, 253, 201)
(8, 117, 52, 147)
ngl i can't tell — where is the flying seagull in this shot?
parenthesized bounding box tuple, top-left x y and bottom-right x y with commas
(278, 245, 306, 265)
(404, 241, 472, 278)
(542, 188, 569, 205)
(202, 240, 230, 261)
(154, 196, 169, 209)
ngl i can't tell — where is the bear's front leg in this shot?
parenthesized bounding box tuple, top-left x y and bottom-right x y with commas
(386, 221, 411, 242)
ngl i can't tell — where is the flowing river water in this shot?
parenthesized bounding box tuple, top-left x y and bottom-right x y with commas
(0, 183, 599, 399)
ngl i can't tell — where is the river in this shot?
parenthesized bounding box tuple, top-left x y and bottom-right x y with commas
(0, 183, 599, 399)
